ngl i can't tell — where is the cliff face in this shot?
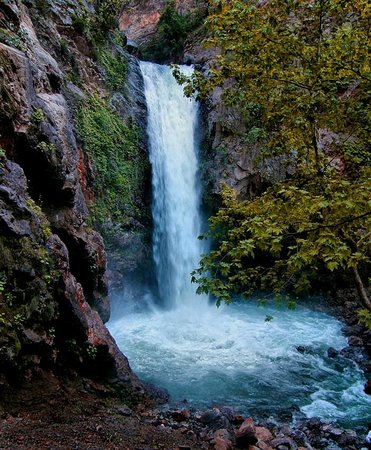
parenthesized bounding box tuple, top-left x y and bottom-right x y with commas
(0, 0, 146, 395)
(119, 0, 200, 45)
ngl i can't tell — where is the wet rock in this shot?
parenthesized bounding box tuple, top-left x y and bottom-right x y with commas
(364, 380, 371, 395)
(256, 442, 274, 450)
(289, 429, 307, 447)
(296, 346, 307, 354)
(235, 417, 258, 448)
(329, 428, 343, 437)
(337, 430, 360, 447)
(348, 335, 363, 346)
(366, 430, 371, 446)
(327, 347, 339, 358)
(47, 234, 144, 392)
(0, 161, 42, 239)
(200, 408, 230, 430)
(219, 406, 235, 422)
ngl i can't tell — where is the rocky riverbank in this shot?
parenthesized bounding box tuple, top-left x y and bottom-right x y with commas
(0, 373, 369, 450)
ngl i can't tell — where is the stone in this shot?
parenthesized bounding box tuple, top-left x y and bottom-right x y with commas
(236, 418, 258, 448)
(211, 429, 234, 450)
(327, 347, 339, 358)
(329, 428, 343, 437)
(116, 405, 133, 416)
(270, 437, 297, 450)
(364, 379, 371, 395)
(307, 417, 321, 429)
(289, 430, 307, 447)
(200, 408, 230, 430)
(348, 335, 363, 346)
(219, 406, 236, 422)
(171, 409, 190, 422)
(257, 442, 274, 450)
(256, 426, 273, 443)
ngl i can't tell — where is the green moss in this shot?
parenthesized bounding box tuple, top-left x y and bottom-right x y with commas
(96, 46, 127, 91)
(77, 95, 148, 228)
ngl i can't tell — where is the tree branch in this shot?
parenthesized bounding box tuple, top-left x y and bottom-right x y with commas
(351, 266, 371, 311)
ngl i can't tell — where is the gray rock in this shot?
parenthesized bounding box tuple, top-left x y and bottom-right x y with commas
(271, 437, 298, 450)
(116, 405, 133, 416)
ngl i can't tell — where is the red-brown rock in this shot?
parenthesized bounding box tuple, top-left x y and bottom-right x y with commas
(236, 417, 258, 448)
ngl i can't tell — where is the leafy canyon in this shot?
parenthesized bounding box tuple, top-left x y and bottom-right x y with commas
(0, 1, 370, 449)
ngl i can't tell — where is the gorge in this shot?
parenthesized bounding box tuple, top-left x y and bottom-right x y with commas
(0, 0, 370, 448)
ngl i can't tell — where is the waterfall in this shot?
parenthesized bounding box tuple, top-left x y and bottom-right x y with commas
(109, 62, 371, 427)
(140, 62, 203, 308)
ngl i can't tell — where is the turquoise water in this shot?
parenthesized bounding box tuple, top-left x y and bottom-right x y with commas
(109, 300, 371, 426)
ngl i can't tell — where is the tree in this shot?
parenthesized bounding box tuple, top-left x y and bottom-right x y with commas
(183, 0, 371, 314)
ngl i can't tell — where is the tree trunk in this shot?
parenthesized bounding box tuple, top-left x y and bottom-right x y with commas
(352, 266, 371, 311)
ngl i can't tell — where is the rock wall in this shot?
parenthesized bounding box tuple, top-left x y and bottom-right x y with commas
(0, 0, 146, 396)
(119, 0, 201, 45)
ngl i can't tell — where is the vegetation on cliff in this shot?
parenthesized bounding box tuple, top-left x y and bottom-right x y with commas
(182, 0, 370, 317)
(141, 0, 206, 63)
(77, 94, 148, 230)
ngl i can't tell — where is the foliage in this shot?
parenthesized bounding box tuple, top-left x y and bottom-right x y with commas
(0, 22, 28, 52)
(141, 0, 206, 62)
(31, 108, 45, 125)
(187, 0, 371, 309)
(358, 309, 371, 329)
(0, 236, 58, 339)
(96, 46, 127, 91)
(94, 0, 123, 36)
(36, 141, 56, 154)
(77, 94, 147, 227)
(25, 197, 52, 240)
(72, 0, 122, 43)
(194, 175, 370, 303)
(86, 344, 98, 360)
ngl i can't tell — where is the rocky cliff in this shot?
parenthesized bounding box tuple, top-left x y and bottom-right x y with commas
(0, 0, 148, 397)
(119, 0, 201, 45)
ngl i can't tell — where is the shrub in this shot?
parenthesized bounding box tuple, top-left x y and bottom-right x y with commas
(96, 46, 127, 91)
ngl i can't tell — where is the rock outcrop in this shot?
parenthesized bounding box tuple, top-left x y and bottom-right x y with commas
(119, 0, 201, 45)
(0, 0, 146, 396)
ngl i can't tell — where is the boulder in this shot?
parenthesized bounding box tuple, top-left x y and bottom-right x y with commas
(199, 408, 230, 430)
(348, 335, 363, 346)
(327, 347, 339, 358)
(235, 417, 258, 448)
(256, 426, 273, 443)
(270, 437, 298, 450)
(211, 429, 234, 450)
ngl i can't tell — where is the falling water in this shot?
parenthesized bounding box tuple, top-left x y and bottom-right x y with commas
(140, 62, 202, 307)
(109, 63, 371, 426)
